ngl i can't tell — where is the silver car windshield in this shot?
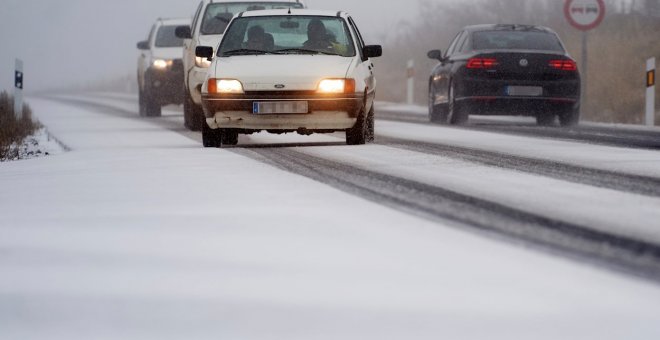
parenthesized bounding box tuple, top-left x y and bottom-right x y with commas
(200, 2, 305, 35)
(218, 16, 356, 57)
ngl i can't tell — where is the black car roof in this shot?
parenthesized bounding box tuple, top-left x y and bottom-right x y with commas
(463, 24, 556, 34)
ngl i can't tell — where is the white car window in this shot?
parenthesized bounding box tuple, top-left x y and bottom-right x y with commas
(347, 17, 366, 60)
(200, 2, 305, 35)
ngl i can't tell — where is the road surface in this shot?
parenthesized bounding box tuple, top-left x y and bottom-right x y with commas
(1, 93, 660, 340)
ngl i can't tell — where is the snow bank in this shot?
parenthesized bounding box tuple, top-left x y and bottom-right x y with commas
(0, 127, 65, 162)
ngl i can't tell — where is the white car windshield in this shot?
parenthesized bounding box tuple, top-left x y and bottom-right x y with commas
(155, 25, 185, 48)
(200, 2, 305, 35)
(218, 16, 356, 57)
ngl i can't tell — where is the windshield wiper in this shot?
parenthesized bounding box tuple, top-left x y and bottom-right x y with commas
(275, 48, 342, 56)
(222, 49, 279, 56)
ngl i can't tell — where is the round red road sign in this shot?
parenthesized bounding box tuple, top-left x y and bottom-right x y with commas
(564, 0, 606, 31)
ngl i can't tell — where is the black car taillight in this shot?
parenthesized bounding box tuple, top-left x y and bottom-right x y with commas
(549, 60, 577, 71)
(467, 58, 498, 69)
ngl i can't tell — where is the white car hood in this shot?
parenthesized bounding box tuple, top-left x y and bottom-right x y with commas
(198, 34, 222, 50)
(152, 47, 184, 61)
(214, 55, 354, 91)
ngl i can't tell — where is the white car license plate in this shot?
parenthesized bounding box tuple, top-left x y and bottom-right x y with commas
(506, 86, 543, 97)
(253, 101, 308, 114)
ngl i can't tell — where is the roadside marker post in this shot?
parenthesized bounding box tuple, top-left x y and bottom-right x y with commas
(14, 59, 23, 119)
(406, 59, 415, 105)
(647, 57, 656, 126)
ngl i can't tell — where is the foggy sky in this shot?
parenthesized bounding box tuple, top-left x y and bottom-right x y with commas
(0, 0, 432, 92)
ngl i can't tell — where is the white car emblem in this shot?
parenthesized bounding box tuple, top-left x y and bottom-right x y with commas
(274, 84, 286, 89)
(519, 59, 529, 67)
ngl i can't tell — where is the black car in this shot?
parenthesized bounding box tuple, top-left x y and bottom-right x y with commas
(427, 25, 581, 126)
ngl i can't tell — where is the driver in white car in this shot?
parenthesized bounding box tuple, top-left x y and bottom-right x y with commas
(303, 19, 341, 54)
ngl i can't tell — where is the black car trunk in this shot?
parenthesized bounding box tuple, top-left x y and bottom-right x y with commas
(467, 51, 578, 82)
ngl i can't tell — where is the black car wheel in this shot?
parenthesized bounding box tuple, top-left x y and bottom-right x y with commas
(448, 82, 468, 125)
(536, 111, 555, 126)
(346, 109, 367, 145)
(141, 75, 162, 118)
(202, 122, 222, 148)
(138, 88, 146, 117)
(559, 106, 580, 127)
(221, 129, 239, 146)
(428, 84, 448, 124)
(140, 89, 162, 118)
(184, 90, 204, 131)
(144, 91, 162, 118)
(366, 105, 375, 142)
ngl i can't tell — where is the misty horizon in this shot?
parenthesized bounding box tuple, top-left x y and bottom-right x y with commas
(0, 0, 427, 92)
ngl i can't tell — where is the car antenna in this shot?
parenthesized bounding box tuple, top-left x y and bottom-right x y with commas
(288, 6, 291, 14)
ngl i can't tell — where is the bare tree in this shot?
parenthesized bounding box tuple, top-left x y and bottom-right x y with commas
(643, 0, 660, 16)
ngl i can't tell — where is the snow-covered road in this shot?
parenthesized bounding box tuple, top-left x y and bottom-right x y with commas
(1, 94, 660, 340)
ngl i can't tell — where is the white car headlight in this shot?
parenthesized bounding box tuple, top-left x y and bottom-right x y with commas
(195, 56, 212, 68)
(317, 79, 355, 94)
(208, 79, 244, 94)
(152, 59, 172, 69)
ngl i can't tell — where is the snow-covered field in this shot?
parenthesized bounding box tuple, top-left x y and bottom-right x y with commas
(1, 95, 660, 340)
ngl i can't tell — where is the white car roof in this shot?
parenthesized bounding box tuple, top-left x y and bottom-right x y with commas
(239, 9, 348, 18)
(158, 17, 191, 26)
(203, 0, 305, 4)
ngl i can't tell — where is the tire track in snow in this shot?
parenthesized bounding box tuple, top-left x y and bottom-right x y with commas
(376, 136, 660, 198)
(43, 95, 660, 280)
(376, 110, 660, 150)
(236, 147, 660, 282)
(47, 94, 660, 198)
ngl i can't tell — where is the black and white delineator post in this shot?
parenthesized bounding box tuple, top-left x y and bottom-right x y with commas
(14, 59, 23, 119)
(647, 57, 656, 126)
(406, 60, 415, 105)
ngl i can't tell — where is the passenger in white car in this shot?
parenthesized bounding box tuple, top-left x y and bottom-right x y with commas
(246, 25, 268, 50)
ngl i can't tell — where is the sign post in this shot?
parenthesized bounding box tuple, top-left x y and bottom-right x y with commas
(564, 0, 606, 106)
(14, 59, 23, 119)
(580, 31, 588, 104)
(647, 57, 656, 126)
(406, 60, 415, 105)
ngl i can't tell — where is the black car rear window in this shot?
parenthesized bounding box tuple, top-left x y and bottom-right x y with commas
(472, 31, 564, 52)
(155, 25, 184, 47)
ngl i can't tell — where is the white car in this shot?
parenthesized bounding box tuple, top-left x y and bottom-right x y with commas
(196, 9, 382, 147)
(175, 0, 306, 131)
(136, 17, 189, 117)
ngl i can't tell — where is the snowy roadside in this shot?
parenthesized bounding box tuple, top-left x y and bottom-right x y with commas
(0, 127, 66, 162)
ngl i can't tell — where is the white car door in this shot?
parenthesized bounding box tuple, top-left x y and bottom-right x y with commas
(348, 17, 376, 112)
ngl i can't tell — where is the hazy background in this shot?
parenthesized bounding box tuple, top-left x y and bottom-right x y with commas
(0, 0, 421, 92)
(1, 0, 658, 123)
